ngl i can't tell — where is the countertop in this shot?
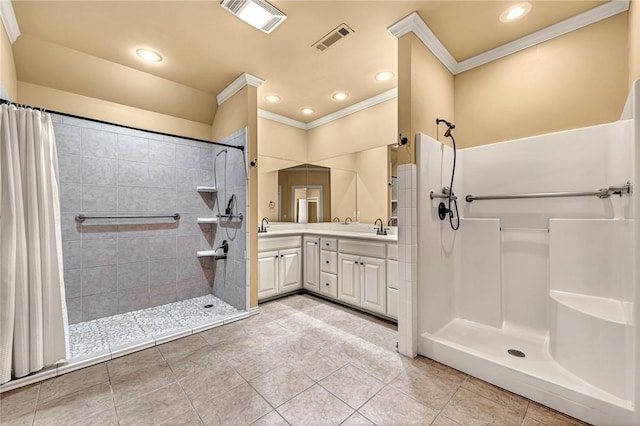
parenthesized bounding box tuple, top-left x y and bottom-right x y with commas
(257, 227, 398, 242)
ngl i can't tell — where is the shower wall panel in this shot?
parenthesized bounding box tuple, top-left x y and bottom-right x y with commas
(55, 115, 246, 323)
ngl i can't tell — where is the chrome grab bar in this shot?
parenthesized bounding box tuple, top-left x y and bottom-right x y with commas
(465, 182, 632, 203)
(75, 213, 180, 222)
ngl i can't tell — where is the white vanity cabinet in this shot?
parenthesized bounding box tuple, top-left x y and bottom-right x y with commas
(319, 238, 338, 298)
(303, 236, 320, 292)
(337, 240, 387, 315)
(386, 244, 398, 319)
(258, 236, 302, 300)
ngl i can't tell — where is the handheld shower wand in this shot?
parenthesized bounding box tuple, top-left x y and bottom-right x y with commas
(436, 118, 460, 231)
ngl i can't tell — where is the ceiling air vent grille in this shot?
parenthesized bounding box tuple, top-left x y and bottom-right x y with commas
(313, 24, 354, 51)
(221, 0, 287, 34)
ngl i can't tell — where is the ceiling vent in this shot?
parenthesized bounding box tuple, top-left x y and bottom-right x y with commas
(313, 24, 354, 51)
(221, 0, 287, 34)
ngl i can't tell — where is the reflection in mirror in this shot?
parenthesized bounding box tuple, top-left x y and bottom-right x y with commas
(389, 145, 398, 226)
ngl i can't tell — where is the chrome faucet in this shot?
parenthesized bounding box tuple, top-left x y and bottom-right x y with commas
(374, 218, 387, 235)
(259, 217, 269, 233)
(333, 217, 341, 222)
(343, 217, 352, 225)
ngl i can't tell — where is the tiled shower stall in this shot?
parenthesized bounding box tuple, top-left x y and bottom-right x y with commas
(54, 113, 248, 361)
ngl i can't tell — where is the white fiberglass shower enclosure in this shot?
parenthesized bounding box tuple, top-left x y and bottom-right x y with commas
(413, 82, 640, 424)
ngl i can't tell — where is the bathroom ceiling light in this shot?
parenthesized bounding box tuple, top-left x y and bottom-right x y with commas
(136, 48, 162, 62)
(265, 95, 280, 103)
(301, 108, 315, 115)
(500, 3, 532, 22)
(375, 71, 394, 81)
(221, 0, 287, 34)
(332, 92, 348, 101)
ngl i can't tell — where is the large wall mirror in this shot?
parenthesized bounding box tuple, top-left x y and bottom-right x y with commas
(258, 144, 396, 225)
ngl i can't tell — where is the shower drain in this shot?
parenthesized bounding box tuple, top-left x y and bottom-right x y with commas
(508, 349, 526, 358)
(204, 304, 214, 309)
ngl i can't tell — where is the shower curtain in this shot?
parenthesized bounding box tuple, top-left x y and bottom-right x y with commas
(0, 104, 68, 384)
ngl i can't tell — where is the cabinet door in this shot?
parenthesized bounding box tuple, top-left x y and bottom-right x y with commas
(303, 237, 320, 292)
(258, 250, 279, 300)
(280, 247, 302, 293)
(387, 259, 398, 290)
(338, 253, 361, 306)
(361, 256, 386, 314)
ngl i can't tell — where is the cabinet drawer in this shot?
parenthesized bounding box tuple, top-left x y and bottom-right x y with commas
(259, 236, 301, 252)
(339, 239, 385, 258)
(387, 288, 398, 319)
(320, 238, 337, 251)
(387, 244, 398, 261)
(320, 250, 338, 274)
(320, 272, 337, 298)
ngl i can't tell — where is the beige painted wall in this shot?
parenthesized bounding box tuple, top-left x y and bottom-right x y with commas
(212, 85, 259, 308)
(397, 32, 455, 164)
(455, 13, 629, 148)
(630, 1, 640, 87)
(258, 117, 307, 162)
(306, 98, 397, 163)
(0, 20, 17, 100)
(18, 82, 212, 139)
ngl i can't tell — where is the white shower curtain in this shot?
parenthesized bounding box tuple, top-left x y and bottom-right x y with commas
(0, 104, 68, 384)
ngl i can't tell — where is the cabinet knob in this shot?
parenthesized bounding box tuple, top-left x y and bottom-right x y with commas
(280, 254, 284, 258)
(360, 262, 364, 265)
(354, 261, 358, 264)
(325, 243, 329, 246)
(314, 242, 318, 245)
(275, 255, 278, 259)
(325, 283, 329, 286)
(326, 260, 329, 264)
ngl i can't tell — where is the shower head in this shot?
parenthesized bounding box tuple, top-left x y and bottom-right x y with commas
(436, 118, 455, 130)
(444, 128, 452, 138)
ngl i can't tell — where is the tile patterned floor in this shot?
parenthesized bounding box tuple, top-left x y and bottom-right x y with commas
(1, 294, 589, 426)
(68, 295, 239, 359)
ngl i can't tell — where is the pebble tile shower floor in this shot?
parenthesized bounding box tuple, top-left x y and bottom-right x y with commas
(1, 294, 589, 425)
(68, 294, 239, 359)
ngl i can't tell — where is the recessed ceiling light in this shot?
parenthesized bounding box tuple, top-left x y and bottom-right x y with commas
(375, 71, 394, 81)
(221, 0, 287, 34)
(500, 3, 532, 22)
(301, 108, 315, 115)
(332, 92, 348, 101)
(136, 48, 162, 62)
(266, 95, 280, 103)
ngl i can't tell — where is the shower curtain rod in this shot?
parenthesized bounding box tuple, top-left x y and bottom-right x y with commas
(0, 98, 244, 151)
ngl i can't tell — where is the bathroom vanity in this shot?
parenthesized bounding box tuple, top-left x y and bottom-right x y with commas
(257, 225, 398, 320)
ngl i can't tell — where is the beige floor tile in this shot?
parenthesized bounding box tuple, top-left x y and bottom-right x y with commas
(350, 323, 398, 352)
(0, 383, 39, 424)
(250, 409, 289, 426)
(266, 332, 324, 363)
(33, 382, 114, 426)
(158, 408, 204, 425)
(196, 382, 272, 426)
(358, 386, 438, 425)
(158, 334, 209, 361)
(199, 321, 249, 346)
(227, 347, 285, 381)
(107, 347, 166, 383)
(38, 364, 109, 404)
(441, 388, 525, 426)
(70, 406, 118, 426)
(389, 364, 461, 411)
(275, 312, 325, 333)
(277, 384, 353, 426)
(116, 382, 192, 426)
(525, 401, 587, 425)
(319, 364, 383, 409)
(212, 335, 263, 360)
(248, 366, 315, 407)
(165, 345, 222, 379)
(349, 347, 404, 384)
(341, 412, 375, 425)
(431, 414, 463, 425)
(462, 376, 529, 417)
(289, 345, 349, 382)
(179, 361, 246, 409)
(277, 295, 322, 312)
(245, 321, 297, 345)
(521, 417, 544, 426)
(111, 362, 176, 406)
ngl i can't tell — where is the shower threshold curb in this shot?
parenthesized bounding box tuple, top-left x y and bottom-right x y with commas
(0, 310, 251, 393)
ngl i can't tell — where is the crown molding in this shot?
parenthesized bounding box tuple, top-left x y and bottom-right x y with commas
(258, 109, 308, 130)
(0, 0, 20, 44)
(456, 0, 630, 73)
(388, 1, 630, 75)
(306, 88, 398, 129)
(259, 88, 398, 131)
(388, 12, 457, 74)
(217, 72, 264, 106)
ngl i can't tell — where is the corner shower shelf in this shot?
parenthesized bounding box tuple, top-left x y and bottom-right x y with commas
(197, 217, 219, 224)
(196, 186, 217, 193)
(196, 250, 226, 259)
(217, 213, 243, 222)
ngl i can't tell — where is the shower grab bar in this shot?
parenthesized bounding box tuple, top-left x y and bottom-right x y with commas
(75, 213, 180, 222)
(430, 187, 458, 201)
(465, 182, 632, 203)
